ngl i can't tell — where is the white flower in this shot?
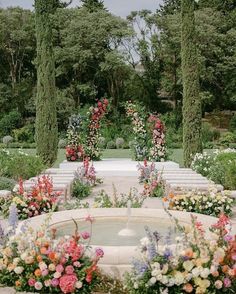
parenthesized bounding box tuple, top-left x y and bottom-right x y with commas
(34, 281, 43, 290)
(200, 268, 210, 278)
(140, 237, 150, 246)
(149, 277, 156, 285)
(14, 266, 24, 274)
(75, 281, 83, 289)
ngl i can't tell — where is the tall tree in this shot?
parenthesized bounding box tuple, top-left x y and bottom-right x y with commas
(81, 0, 105, 12)
(181, 0, 202, 167)
(35, 0, 58, 165)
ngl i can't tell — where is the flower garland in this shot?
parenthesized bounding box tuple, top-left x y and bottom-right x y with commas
(125, 213, 236, 293)
(85, 99, 109, 160)
(66, 115, 84, 161)
(125, 101, 148, 161)
(148, 114, 167, 162)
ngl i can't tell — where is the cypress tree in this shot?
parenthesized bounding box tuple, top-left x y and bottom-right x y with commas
(181, 0, 202, 167)
(35, 0, 58, 165)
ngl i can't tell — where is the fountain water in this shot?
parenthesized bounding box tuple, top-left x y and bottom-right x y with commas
(118, 200, 136, 237)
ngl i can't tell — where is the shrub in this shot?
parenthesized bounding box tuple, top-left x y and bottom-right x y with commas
(115, 137, 125, 149)
(72, 180, 91, 199)
(0, 142, 36, 149)
(98, 136, 106, 148)
(58, 138, 67, 148)
(229, 115, 236, 131)
(0, 177, 16, 190)
(106, 140, 116, 149)
(2, 135, 14, 145)
(13, 125, 34, 143)
(0, 150, 45, 180)
(0, 110, 22, 137)
(219, 132, 236, 147)
(191, 151, 215, 177)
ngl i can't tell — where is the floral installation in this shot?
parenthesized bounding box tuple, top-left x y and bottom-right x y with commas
(125, 101, 148, 161)
(0, 176, 60, 220)
(84, 98, 109, 160)
(125, 212, 236, 294)
(66, 114, 85, 161)
(0, 210, 104, 293)
(148, 114, 167, 162)
(137, 160, 164, 198)
(163, 188, 234, 217)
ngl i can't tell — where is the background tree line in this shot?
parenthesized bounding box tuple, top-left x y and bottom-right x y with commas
(0, 0, 235, 140)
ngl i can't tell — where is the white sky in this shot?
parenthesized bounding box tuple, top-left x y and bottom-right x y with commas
(0, 0, 163, 17)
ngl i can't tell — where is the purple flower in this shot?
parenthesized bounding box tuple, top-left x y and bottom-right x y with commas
(224, 278, 231, 288)
(132, 259, 148, 276)
(81, 231, 90, 240)
(164, 248, 172, 259)
(224, 234, 233, 242)
(95, 247, 104, 258)
(51, 278, 59, 287)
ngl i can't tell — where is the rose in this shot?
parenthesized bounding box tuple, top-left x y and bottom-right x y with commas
(214, 280, 223, 289)
(51, 278, 59, 287)
(56, 264, 64, 273)
(223, 278, 231, 288)
(34, 281, 43, 291)
(183, 283, 193, 293)
(28, 278, 36, 287)
(65, 265, 74, 275)
(59, 274, 78, 294)
(14, 266, 24, 274)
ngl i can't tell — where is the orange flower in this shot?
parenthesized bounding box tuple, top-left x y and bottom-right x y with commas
(40, 247, 48, 255)
(163, 197, 168, 202)
(185, 248, 193, 259)
(36, 255, 42, 262)
(15, 280, 21, 287)
(169, 192, 175, 199)
(48, 252, 56, 261)
(183, 283, 193, 293)
(212, 271, 219, 277)
(222, 265, 229, 273)
(34, 269, 42, 277)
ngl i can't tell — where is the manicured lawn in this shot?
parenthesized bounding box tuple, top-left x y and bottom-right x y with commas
(6, 148, 214, 167)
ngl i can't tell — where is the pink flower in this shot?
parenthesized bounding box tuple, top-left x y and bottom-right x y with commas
(28, 278, 36, 287)
(42, 269, 49, 276)
(85, 215, 94, 223)
(34, 281, 43, 290)
(81, 231, 90, 240)
(59, 274, 78, 294)
(73, 261, 81, 268)
(51, 278, 59, 287)
(224, 278, 231, 288)
(95, 247, 104, 258)
(56, 264, 64, 273)
(65, 265, 74, 275)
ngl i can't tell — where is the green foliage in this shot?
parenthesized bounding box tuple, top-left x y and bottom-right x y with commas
(2, 136, 14, 145)
(201, 122, 220, 147)
(219, 132, 236, 147)
(72, 180, 91, 199)
(181, 0, 202, 167)
(106, 140, 116, 149)
(0, 177, 16, 190)
(229, 115, 236, 131)
(13, 124, 34, 143)
(0, 111, 22, 138)
(35, 0, 58, 165)
(0, 149, 45, 180)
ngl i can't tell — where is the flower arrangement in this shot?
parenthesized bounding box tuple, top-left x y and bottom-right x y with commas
(163, 188, 234, 217)
(85, 98, 109, 160)
(0, 176, 60, 220)
(137, 160, 164, 198)
(125, 213, 236, 294)
(148, 114, 167, 162)
(125, 101, 148, 161)
(0, 214, 104, 293)
(66, 115, 85, 161)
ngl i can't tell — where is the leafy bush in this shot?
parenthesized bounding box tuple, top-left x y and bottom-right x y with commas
(0, 110, 22, 137)
(0, 142, 36, 149)
(219, 132, 236, 147)
(58, 138, 67, 148)
(0, 177, 16, 190)
(106, 140, 116, 149)
(229, 115, 236, 131)
(202, 122, 220, 146)
(191, 152, 215, 177)
(116, 137, 125, 149)
(0, 150, 45, 180)
(72, 180, 91, 199)
(13, 124, 34, 143)
(2, 135, 14, 145)
(98, 136, 106, 148)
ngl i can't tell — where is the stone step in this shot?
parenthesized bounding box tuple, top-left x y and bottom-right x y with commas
(162, 175, 207, 180)
(165, 179, 210, 184)
(44, 168, 76, 174)
(168, 183, 223, 192)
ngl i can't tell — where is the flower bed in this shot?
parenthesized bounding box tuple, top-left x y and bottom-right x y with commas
(0, 176, 60, 220)
(125, 213, 236, 293)
(164, 188, 234, 217)
(0, 216, 104, 293)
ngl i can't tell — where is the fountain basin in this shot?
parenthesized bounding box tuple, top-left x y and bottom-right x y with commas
(21, 208, 219, 278)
